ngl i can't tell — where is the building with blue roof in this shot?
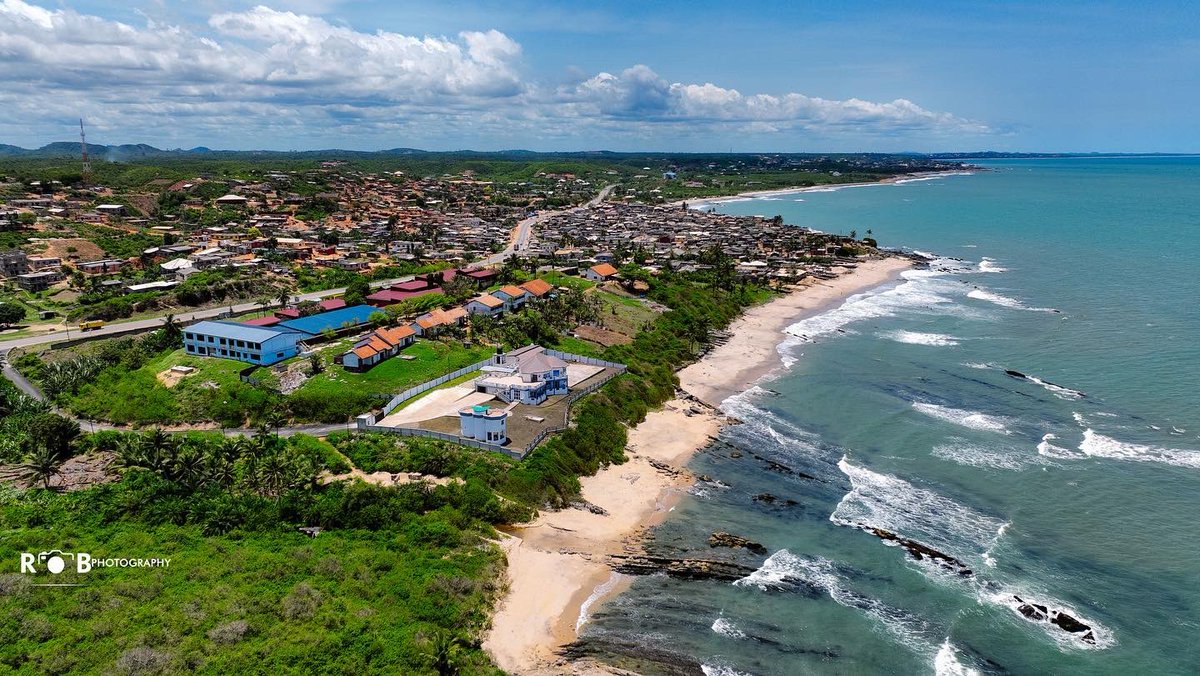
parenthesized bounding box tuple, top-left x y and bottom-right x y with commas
(277, 304, 379, 336)
(183, 320, 307, 365)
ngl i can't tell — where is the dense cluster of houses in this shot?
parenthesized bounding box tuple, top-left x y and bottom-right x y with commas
(525, 202, 859, 281)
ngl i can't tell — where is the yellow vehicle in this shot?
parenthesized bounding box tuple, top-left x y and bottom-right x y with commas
(79, 320, 105, 332)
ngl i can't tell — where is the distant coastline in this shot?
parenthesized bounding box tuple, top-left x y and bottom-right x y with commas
(675, 170, 978, 209)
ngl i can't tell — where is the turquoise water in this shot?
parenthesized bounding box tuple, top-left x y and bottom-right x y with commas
(582, 159, 1200, 674)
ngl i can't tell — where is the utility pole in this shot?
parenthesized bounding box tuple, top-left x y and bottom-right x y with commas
(79, 119, 92, 186)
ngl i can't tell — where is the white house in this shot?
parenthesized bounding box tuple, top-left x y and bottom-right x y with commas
(474, 345, 569, 405)
(465, 293, 505, 317)
(491, 285, 530, 311)
(584, 263, 619, 282)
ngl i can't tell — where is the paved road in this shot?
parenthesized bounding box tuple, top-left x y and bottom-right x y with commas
(0, 275, 415, 353)
(481, 184, 615, 266)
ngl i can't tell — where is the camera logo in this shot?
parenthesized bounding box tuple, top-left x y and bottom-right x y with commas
(20, 550, 92, 575)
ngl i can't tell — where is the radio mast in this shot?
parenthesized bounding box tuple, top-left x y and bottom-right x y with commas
(79, 118, 92, 186)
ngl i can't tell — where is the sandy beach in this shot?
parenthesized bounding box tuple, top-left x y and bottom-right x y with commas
(483, 256, 912, 674)
(675, 170, 976, 208)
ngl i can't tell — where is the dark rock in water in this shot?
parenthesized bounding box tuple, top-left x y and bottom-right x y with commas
(753, 492, 778, 504)
(750, 453, 822, 481)
(1005, 369, 1028, 380)
(729, 450, 743, 458)
(1011, 595, 1098, 645)
(608, 554, 759, 582)
(708, 531, 768, 555)
(859, 526, 974, 577)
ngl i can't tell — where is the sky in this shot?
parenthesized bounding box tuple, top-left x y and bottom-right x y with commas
(1, 0, 1197, 153)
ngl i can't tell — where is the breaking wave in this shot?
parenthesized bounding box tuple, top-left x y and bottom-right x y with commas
(711, 616, 747, 640)
(934, 639, 982, 676)
(735, 550, 940, 655)
(832, 458, 1008, 565)
(967, 288, 1058, 313)
(977, 258, 1009, 273)
(912, 402, 1012, 433)
(1079, 429, 1200, 469)
(932, 440, 1038, 471)
(1037, 433, 1080, 459)
(882, 330, 961, 346)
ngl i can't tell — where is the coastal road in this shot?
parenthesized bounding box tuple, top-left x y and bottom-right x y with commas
(0, 275, 416, 354)
(481, 184, 616, 266)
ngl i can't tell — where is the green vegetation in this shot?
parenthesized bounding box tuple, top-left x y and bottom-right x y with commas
(0, 427, 508, 674)
(29, 336, 494, 427)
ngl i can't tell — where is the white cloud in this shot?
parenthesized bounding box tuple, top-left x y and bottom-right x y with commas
(0, 0, 989, 148)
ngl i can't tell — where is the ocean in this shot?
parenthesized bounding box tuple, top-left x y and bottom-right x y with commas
(580, 158, 1200, 675)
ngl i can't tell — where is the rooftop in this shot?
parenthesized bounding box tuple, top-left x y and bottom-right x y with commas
(278, 304, 378, 335)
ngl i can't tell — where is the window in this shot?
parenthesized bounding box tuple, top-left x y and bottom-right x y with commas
(276, 352, 284, 358)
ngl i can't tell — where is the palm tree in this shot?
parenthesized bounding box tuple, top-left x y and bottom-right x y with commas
(277, 286, 293, 309)
(417, 630, 467, 676)
(20, 445, 67, 490)
(160, 313, 182, 345)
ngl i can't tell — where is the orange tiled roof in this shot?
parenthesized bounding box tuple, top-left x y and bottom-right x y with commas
(520, 279, 553, 296)
(353, 345, 378, 359)
(590, 263, 619, 277)
(497, 284, 527, 298)
(473, 293, 504, 308)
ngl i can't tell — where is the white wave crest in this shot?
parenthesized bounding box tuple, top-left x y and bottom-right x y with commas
(575, 571, 624, 631)
(882, 330, 961, 346)
(781, 267, 962, 345)
(832, 458, 1008, 565)
(967, 288, 1058, 313)
(1079, 429, 1200, 469)
(711, 616, 747, 640)
(934, 639, 982, 676)
(701, 664, 751, 676)
(912, 402, 1011, 433)
(980, 586, 1115, 650)
(977, 258, 1009, 273)
(932, 441, 1035, 471)
(1037, 434, 1081, 459)
(736, 550, 938, 655)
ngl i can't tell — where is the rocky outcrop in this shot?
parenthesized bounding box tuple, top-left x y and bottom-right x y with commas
(708, 531, 768, 555)
(607, 554, 759, 582)
(859, 526, 974, 577)
(1012, 595, 1098, 645)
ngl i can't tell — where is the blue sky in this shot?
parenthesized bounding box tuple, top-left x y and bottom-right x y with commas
(1, 0, 1197, 152)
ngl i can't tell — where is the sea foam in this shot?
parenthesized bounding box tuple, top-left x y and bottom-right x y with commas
(967, 288, 1058, 313)
(735, 550, 939, 656)
(882, 330, 961, 346)
(832, 458, 1008, 565)
(912, 402, 1011, 433)
(1079, 429, 1200, 469)
(934, 639, 982, 676)
(932, 441, 1036, 471)
(711, 616, 747, 640)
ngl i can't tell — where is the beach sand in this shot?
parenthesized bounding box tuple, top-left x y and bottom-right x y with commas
(483, 256, 913, 674)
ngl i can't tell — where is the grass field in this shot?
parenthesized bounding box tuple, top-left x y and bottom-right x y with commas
(593, 290, 659, 337)
(295, 340, 495, 400)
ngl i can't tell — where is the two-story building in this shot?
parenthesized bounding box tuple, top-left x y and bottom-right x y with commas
(183, 321, 308, 365)
(474, 345, 569, 405)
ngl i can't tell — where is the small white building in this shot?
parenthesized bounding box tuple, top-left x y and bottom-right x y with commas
(459, 404, 508, 445)
(465, 293, 505, 317)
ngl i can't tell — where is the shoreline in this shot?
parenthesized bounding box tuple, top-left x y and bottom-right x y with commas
(672, 170, 977, 209)
(482, 256, 913, 674)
